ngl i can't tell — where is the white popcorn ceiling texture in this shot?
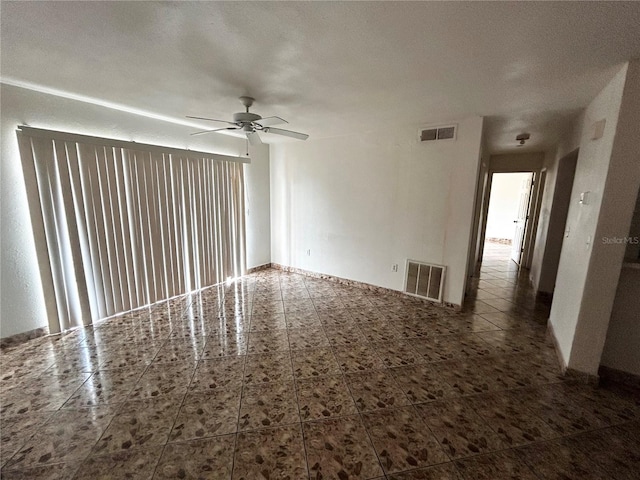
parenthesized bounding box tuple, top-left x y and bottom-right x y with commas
(2, 1, 640, 153)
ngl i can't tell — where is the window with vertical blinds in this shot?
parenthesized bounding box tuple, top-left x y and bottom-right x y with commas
(17, 126, 247, 334)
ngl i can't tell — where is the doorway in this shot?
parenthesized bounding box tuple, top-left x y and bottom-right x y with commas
(535, 149, 579, 295)
(484, 172, 535, 265)
(466, 159, 547, 298)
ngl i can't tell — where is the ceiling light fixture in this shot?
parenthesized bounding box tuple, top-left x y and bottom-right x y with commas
(516, 133, 531, 146)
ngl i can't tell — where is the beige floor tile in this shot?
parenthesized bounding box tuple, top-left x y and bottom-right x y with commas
(346, 370, 411, 412)
(0, 412, 54, 467)
(0, 462, 79, 480)
(287, 327, 330, 350)
(415, 400, 507, 459)
(291, 347, 342, 379)
(189, 357, 245, 393)
(155, 435, 235, 480)
(169, 389, 241, 442)
(454, 450, 538, 480)
(74, 447, 163, 480)
(362, 406, 449, 473)
(232, 424, 307, 480)
(333, 344, 386, 373)
(201, 333, 248, 358)
(2, 261, 637, 480)
(303, 415, 383, 479)
(238, 382, 299, 431)
(5, 406, 117, 469)
(243, 352, 293, 385)
(128, 362, 197, 399)
(296, 375, 357, 421)
(387, 463, 463, 479)
(91, 396, 182, 455)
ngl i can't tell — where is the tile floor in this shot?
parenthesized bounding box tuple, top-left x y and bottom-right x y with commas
(1, 243, 639, 479)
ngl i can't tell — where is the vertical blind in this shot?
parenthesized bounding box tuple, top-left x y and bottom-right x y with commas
(17, 127, 247, 334)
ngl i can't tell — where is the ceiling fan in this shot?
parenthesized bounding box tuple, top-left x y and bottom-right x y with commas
(187, 96, 309, 145)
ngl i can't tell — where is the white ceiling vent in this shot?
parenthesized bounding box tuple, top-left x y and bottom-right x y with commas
(419, 124, 457, 142)
(404, 260, 445, 303)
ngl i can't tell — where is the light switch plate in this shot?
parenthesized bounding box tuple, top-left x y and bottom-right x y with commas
(580, 192, 589, 205)
(592, 119, 606, 140)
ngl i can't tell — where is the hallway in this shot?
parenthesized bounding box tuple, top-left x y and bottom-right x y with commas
(471, 241, 552, 323)
(1, 249, 639, 479)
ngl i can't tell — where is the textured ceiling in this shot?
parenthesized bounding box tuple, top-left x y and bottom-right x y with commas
(2, 1, 640, 153)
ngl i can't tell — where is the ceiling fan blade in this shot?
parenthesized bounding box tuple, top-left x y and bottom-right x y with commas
(256, 116, 288, 127)
(186, 115, 236, 125)
(190, 127, 239, 136)
(264, 127, 309, 141)
(246, 131, 263, 146)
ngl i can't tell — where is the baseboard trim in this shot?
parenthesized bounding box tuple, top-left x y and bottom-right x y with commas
(564, 368, 600, 386)
(269, 263, 460, 310)
(247, 263, 272, 274)
(547, 321, 599, 385)
(546, 320, 568, 373)
(536, 290, 553, 302)
(0, 326, 49, 350)
(598, 365, 640, 390)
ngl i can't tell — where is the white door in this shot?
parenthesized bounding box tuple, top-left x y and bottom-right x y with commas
(511, 173, 534, 265)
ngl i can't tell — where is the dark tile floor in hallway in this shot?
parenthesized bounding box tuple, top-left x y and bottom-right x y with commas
(1, 242, 639, 479)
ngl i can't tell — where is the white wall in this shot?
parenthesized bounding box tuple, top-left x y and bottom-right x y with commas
(489, 153, 545, 173)
(600, 266, 640, 376)
(530, 149, 561, 293)
(485, 173, 532, 240)
(530, 149, 578, 294)
(549, 61, 640, 375)
(1, 83, 270, 338)
(467, 141, 490, 281)
(529, 119, 584, 294)
(270, 117, 484, 306)
(623, 192, 640, 262)
(597, 65, 640, 377)
(244, 144, 271, 269)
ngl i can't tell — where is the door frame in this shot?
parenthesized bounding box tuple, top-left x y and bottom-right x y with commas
(476, 168, 546, 270)
(522, 170, 546, 268)
(511, 173, 535, 265)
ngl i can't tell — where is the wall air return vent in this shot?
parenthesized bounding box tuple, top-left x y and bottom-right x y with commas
(419, 124, 457, 142)
(404, 260, 445, 303)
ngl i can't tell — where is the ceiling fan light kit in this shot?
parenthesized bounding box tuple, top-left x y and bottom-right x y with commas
(516, 132, 530, 146)
(188, 96, 309, 145)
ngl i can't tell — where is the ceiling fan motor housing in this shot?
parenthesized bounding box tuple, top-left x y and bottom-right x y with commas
(233, 112, 262, 124)
(188, 95, 308, 141)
